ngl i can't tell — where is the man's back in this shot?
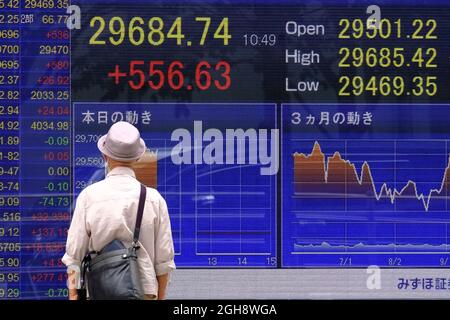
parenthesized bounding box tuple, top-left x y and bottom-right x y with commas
(62, 166, 176, 296)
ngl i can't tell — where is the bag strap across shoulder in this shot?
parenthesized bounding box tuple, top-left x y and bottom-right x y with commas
(133, 184, 147, 246)
(78, 184, 147, 297)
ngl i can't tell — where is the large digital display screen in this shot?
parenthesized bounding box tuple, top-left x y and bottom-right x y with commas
(74, 103, 277, 267)
(282, 104, 450, 267)
(1, 0, 450, 300)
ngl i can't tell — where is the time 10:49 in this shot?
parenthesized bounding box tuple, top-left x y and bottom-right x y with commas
(243, 33, 276, 46)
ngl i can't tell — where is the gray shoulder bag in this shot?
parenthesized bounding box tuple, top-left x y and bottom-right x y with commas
(79, 184, 147, 300)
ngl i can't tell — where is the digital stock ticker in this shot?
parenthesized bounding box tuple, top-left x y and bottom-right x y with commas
(1, 0, 450, 299)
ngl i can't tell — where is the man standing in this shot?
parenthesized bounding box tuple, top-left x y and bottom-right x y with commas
(62, 121, 175, 300)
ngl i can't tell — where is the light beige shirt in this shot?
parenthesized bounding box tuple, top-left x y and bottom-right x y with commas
(62, 166, 176, 295)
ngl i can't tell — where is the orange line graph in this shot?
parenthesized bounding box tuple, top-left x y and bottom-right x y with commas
(133, 150, 158, 188)
(293, 141, 450, 212)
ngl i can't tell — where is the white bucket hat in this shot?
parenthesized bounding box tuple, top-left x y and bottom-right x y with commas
(97, 121, 146, 162)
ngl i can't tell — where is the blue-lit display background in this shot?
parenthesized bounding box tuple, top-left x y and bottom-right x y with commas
(282, 104, 450, 267)
(1, 0, 450, 299)
(73, 103, 277, 267)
